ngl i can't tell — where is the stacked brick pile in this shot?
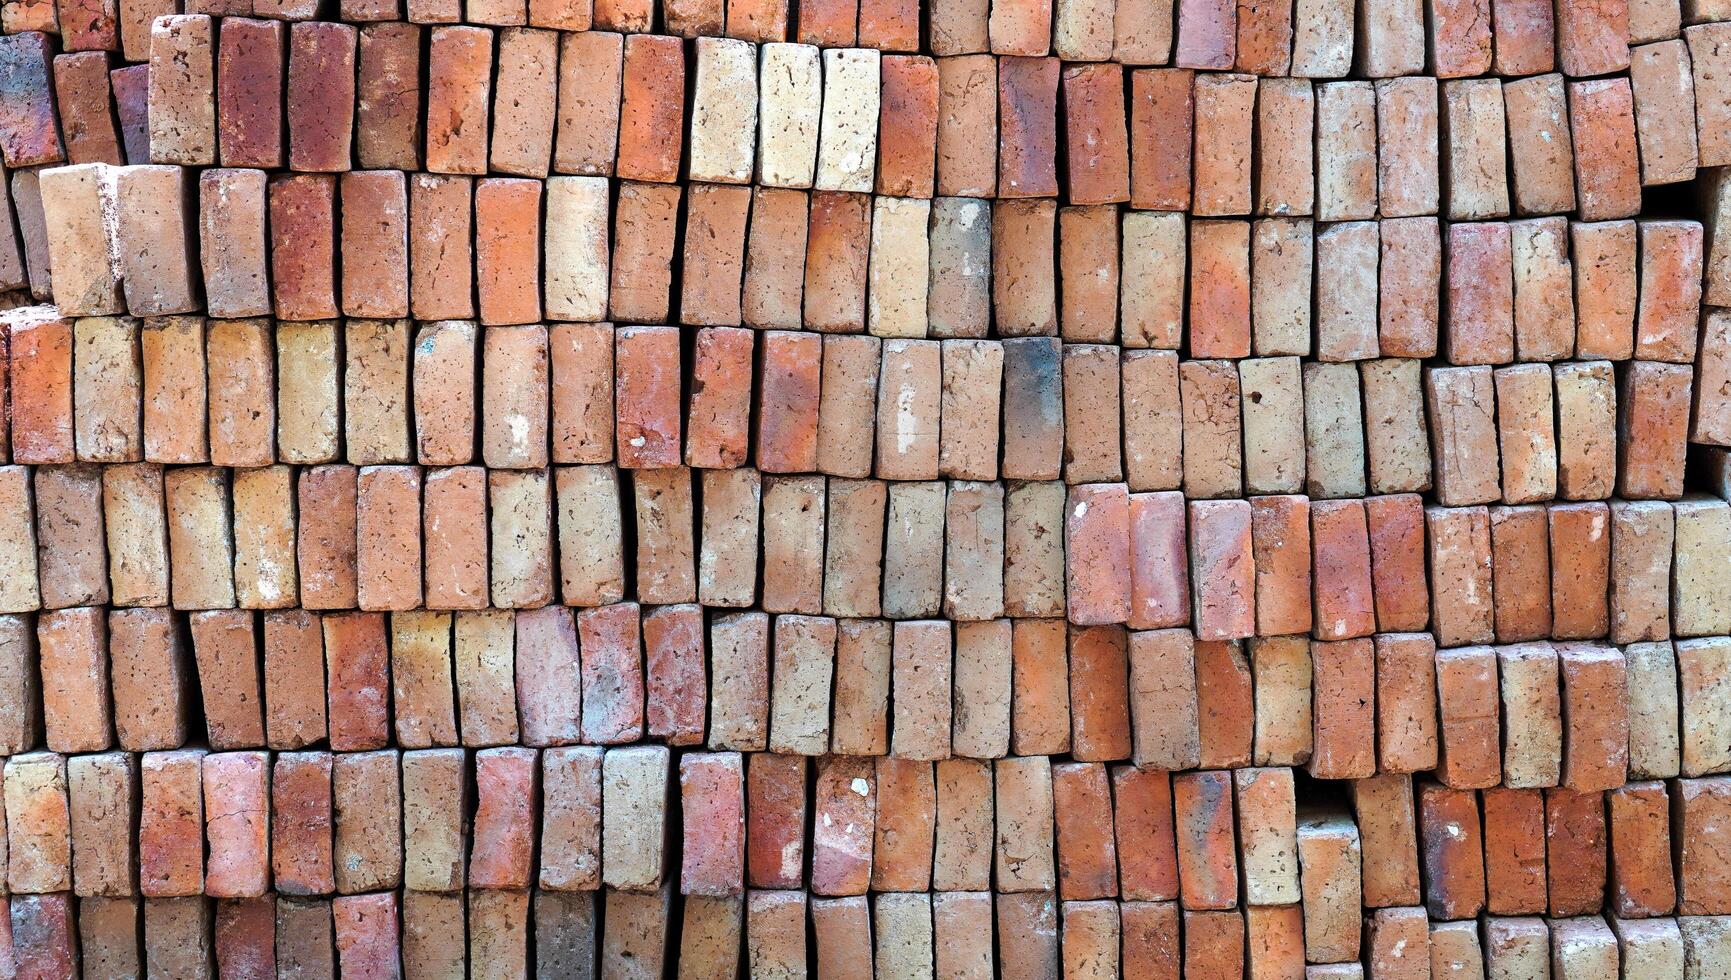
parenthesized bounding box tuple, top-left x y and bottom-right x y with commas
(8, 0, 1731, 976)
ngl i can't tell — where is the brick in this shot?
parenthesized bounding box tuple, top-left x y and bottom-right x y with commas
(1487, 504, 1550, 643)
(868, 196, 932, 339)
(0, 34, 63, 169)
(1121, 628, 1200, 770)
(398, 180, 474, 321)
(991, 200, 1057, 336)
(1309, 368, 1373, 490)
(200, 751, 269, 899)
(1570, 79, 1643, 221)
(1676, 777, 1731, 914)
(35, 465, 108, 609)
(935, 55, 997, 198)
(1293, 813, 1360, 964)
(137, 318, 206, 467)
(1189, 499, 1255, 640)
(1635, 220, 1704, 362)
(1310, 500, 1374, 641)
(587, 0, 650, 29)
(1690, 24, 1731, 168)
(1610, 916, 1685, 978)
(933, 760, 993, 889)
(739, 189, 810, 330)
(1188, 220, 1251, 357)
(609, 181, 681, 324)
(1376, 218, 1441, 359)
(1479, 788, 1547, 914)
(335, 173, 409, 319)
(1619, 361, 1691, 500)
(207, 321, 275, 469)
(1418, 781, 1485, 918)
(1309, 638, 1374, 778)
(1007, 618, 1069, 756)
(282, 24, 356, 174)
(1549, 917, 1620, 980)
(260, 611, 327, 750)
(333, 751, 404, 895)
(1549, 361, 1617, 500)
(37, 608, 110, 752)
(465, 747, 536, 891)
(546, 322, 613, 464)
(39, 165, 122, 316)
(198, 169, 271, 319)
(1630, 40, 1701, 184)
(681, 184, 752, 328)
(353, 24, 421, 171)
(1062, 626, 1127, 762)
(1001, 336, 1063, 477)
(325, 613, 391, 751)
(1495, 365, 1564, 512)
(997, 56, 1058, 198)
(1064, 483, 1131, 626)
(1426, 505, 1495, 654)
(53, 52, 122, 167)
(1351, 773, 1421, 908)
(332, 893, 399, 979)
(423, 27, 491, 175)
(1233, 766, 1298, 906)
(106, 609, 186, 751)
(1365, 907, 1429, 979)
(995, 755, 1055, 892)
(1544, 786, 1608, 916)
(1359, 360, 1430, 496)
(1442, 80, 1509, 220)
(1554, 0, 1630, 77)
(164, 467, 236, 610)
(871, 757, 936, 890)
(807, 755, 875, 895)
(539, 745, 601, 890)
(1607, 501, 1674, 643)
(139, 749, 204, 897)
(268, 175, 339, 321)
(1252, 81, 1314, 220)
(1171, 769, 1238, 911)
(990, 0, 1051, 53)
(1181, 359, 1244, 498)
(1424, 367, 1498, 507)
(1676, 497, 1731, 638)
(272, 752, 336, 896)
(1435, 644, 1500, 787)
(1497, 77, 1575, 220)
(1129, 491, 1191, 630)
(1120, 351, 1183, 491)
(1606, 781, 1676, 917)
(873, 55, 938, 198)
(7, 310, 72, 465)
(70, 316, 140, 463)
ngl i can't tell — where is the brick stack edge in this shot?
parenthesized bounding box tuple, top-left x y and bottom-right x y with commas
(9, 0, 1731, 977)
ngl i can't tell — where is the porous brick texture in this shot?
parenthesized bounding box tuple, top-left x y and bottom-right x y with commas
(0, 0, 1729, 974)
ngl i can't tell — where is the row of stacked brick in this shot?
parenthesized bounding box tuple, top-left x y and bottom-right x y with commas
(11, 173, 1731, 364)
(0, 312, 1721, 476)
(3, 22, 1731, 206)
(5, 751, 1731, 974)
(0, 0, 1726, 67)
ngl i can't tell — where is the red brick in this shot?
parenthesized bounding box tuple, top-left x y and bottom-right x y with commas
(1311, 638, 1376, 779)
(333, 893, 400, 980)
(52, 52, 122, 166)
(1129, 69, 1193, 211)
(1189, 499, 1255, 641)
(1418, 781, 1485, 919)
(1545, 786, 1608, 916)
(997, 56, 1059, 198)
(1570, 78, 1643, 222)
(139, 749, 205, 897)
(1480, 786, 1547, 914)
(1608, 780, 1676, 917)
(424, 27, 492, 175)
(1174, 769, 1238, 909)
(1113, 766, 1179, 901)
